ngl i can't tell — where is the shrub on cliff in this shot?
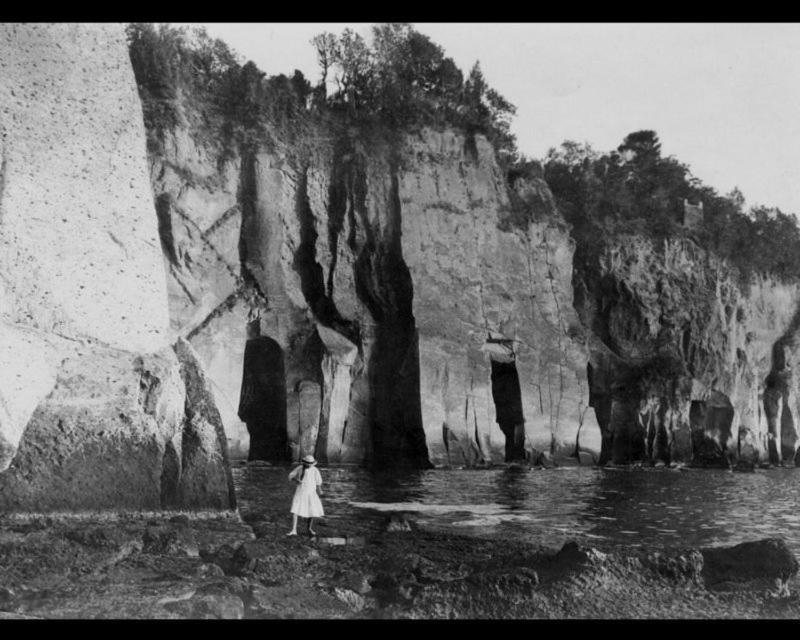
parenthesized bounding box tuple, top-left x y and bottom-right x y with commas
(542, 130, 800, 282)
(311, 24, 519, 166)
(127, 22, 520, 173)
(126, 23, 313, 159)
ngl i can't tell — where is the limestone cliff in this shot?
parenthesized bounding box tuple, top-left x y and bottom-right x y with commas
(141, 75, 602, 467)
(575, 234, 800, 467)
(0, 23, 234, 509)
(131, 26, 800, 472)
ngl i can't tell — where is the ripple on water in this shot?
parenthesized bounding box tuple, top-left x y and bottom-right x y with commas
(232, 465, 800, 554)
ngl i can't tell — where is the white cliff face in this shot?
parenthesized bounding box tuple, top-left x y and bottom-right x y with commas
(140, 59, 800, 471)
(0, 323, 57, 471)
(0, 24, 233, 508)
(0, 23, 170, 351)
(147, 114, 601, 466)
(399, 130, 601, 464)
(148, 122, 250, 457)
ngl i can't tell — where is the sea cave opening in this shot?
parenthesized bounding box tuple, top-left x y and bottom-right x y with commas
(690, 393, 734, 465)
(489, 351, 526, 462)
(237, 330, 288, 462)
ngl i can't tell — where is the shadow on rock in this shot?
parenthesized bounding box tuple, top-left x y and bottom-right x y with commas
(701, 538, 799, 591)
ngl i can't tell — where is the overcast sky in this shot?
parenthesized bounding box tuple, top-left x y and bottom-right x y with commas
(184, 23, 800, 214)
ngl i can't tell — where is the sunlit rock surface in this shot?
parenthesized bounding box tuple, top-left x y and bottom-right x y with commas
(0, 23, 233, 509)
(144, 92, 602, 467)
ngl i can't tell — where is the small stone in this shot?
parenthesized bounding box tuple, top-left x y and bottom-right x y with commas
(339, 571, 373, 595)
(385, 514, 412, 533)
(334, 587, 366, 612)
(0, 587, 16, 603)
(162, 591, 244, 619)
(142, 524, 199, 557)
(200, 544, 237, 574)
(0, 612, 42, 620)
(346, 536, 366, 547)
(63, 525, 132, 550)
(196, 577, 249, 599)
(195, 563, 226, 578)
(169, 515, 190, 527)
(245, 583, 274, 614)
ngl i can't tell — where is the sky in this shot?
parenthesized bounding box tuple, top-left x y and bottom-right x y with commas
(181, 23, 800, 214)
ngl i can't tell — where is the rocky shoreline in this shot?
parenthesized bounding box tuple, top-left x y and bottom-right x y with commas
(0, 506, 797, 619)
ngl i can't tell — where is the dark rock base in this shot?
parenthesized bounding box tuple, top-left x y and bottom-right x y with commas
(0, 510, 798, 619)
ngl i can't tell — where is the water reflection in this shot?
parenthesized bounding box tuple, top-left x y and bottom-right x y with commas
(495, 466, 529, 510)
(232, 464, 800, 554)
(365, 468, 426, 503)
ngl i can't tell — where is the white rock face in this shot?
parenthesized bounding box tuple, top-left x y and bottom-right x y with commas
(0, 23, 169, 352)
(0, 24, 233, 509)
(0, 323, 57, 471)
(147, 116, 601, 466)
(399, 131, 601, 464)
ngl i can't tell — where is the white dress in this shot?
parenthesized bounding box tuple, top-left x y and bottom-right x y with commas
(289, 465, 324, 518)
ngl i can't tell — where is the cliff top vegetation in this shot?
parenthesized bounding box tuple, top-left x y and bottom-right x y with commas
(125, 23, 800, 283)
(541, 130, 800, 282)
(125, 22, 518, 166)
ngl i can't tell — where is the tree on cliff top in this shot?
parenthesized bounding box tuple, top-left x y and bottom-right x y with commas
(311, 24, 519, 164)
(543, 130, 800, 282)
(127, 23, 518, 167)
(126, 23, 313, 157)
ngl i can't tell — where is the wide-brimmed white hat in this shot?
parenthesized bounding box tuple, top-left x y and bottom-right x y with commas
(301, 455, 317, 465)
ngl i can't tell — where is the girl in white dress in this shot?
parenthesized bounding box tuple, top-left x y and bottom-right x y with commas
(287, 454, 324, 536)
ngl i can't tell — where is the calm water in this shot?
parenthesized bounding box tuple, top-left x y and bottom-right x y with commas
(232, 464, 800, 554)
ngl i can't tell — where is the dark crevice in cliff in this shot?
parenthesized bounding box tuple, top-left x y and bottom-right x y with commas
(185, 289, 244, 341)
(608, 388, 645, 465)
(645, 407, 671, 465)
(690, 393, 734, 467)
(353, 158, 430, 469)
(763, 303, 800, 465)
(490, 359, 525, 462)
(326, 174, 346, 299)
(237, 335, 288, 462)
(155, 192, 179, 267)
(587, 364, 614, 465)
(574, 238, 701, 466)
(293, 162, 359, 345)
(237, 149, 269, 304)
(780, 403, 797, 463)
(202, 204, 241, 240)
(160, 439, 180, 508)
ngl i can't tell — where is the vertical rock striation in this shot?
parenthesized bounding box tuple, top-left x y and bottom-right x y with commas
(142, 84, 602, 467)
(400, 132, 600, 465)
(131, 30, 800, 472)
(0, 23, 234, 510)
(575, 235, 800, 467)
